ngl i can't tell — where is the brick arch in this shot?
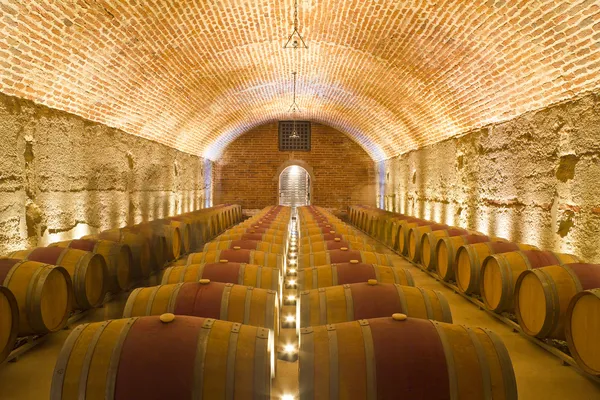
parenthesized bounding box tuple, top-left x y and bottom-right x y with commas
(0, 1, 598, 161)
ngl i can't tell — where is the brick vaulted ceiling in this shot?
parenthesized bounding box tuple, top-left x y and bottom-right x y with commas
(0, 1, 599, 161)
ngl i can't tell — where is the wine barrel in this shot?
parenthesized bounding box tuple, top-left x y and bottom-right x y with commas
(480, 250, 579, 312)
(51, 315, 273, 400)
(224, 227, 286, 236)
(301, 234, 374, 246)
(455, 242, 538, 295)
(178, 249, 283, 270)
(301, 226, 357, 237)
(435, 235, 505, 282)
(396, 219, 431, 255)
(300, 282, 452, 327)
(300, 240, 378, 254)
(215, 233, 285, 245)
(299, 316, 517, 400)
(161, 262, 280, 291)
(389, 216, 421, 250)
(406, 223, 450, 263)
(0, 259, 72, 335)
(123, 281, 278, 334)
(515, 263, 600, 339)
(297, 263, 414, 290)
(296, 249, 407, 269)
(8, 247, 108, 309)
(123, 225, 167, 269)
(168, 218, 192, 254)
(85, 229, 153, 279)
(420, 228, 474, 271)
(565, 289, 600, 376)
(0, 286, 19, 363)
(150, 220, 182, 261)
(49, 239, 132, 293)
(203, 240, 284, 254)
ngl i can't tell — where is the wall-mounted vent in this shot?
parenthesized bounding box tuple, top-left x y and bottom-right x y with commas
(278, 121, 311, 151)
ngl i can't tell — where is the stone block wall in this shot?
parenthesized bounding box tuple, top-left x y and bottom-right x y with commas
(379, 90, 600, 263)
(0, 92, 210, 255)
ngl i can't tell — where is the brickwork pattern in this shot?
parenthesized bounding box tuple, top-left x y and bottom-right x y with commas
(214, 123, 376, 210)
(1, 1, 599, 160)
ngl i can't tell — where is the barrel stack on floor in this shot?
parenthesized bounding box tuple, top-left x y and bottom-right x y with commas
(0, 204, 241, 366)
(294, 205, 518, 399)
(49, 205, 288, 399)
(350, 204, 600, 379)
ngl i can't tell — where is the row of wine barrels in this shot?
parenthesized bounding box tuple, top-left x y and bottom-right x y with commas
(51, 315, 273, 400)
(161, 262, 280, 291)
(300, 239, 379, 254)
(123, 224, 167, 268)
(84, 229, 153, 279)
(407, 223, 454, 262)
(215, 233, 285, 244)
(419, 228, 478, 269)
(0, 286, 19, 363)
(123, 281, 278, 334)
(301, 225, 358, 237)
(514, 263, 600, 339)
(479, 250, 579, 312)
(8, 247, 108, 310)
(435, 235, 506, 281)
(0, 259, 72, 335)
(397, 219, 441, 255)
(454, 242, 538, 295)
(300, 282, 452, 327)
(297, 263, 414, 290)
(176, 249, 284, 270)
(566, 289, 600, 376)
(203, 239, 285, 254)
(299, 316, 517, 400)
(49, 239, 132, 293)
(224, 227, 286, 237)
(296, 249, 407, 269)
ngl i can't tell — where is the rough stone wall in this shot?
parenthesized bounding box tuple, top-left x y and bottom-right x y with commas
(379, 90, 600, 263)
(0, 92, 210, 255)
(214, 123, 376, 210)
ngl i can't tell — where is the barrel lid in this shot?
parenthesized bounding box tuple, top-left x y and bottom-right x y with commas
(350, 259, 359, 264)
(334, 238, 341, 242)
(233, 246, 241, 250)
(330, 231, 336, 234)
(219, 259, 228, 263)
(392, 313, 407, 321)
(160, 313, 176, 323)
(340, 247, 348, 251)
(199, 279, 211, 284)
(368, 279, 378, 286)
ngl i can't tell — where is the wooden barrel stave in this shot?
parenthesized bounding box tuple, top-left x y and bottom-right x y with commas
(0, 286, 19, 363)
(566, 289, 600, 376)
(297, 249, 407, 269)
(183, 249, 283, 270)
(297, 263, 414, 290)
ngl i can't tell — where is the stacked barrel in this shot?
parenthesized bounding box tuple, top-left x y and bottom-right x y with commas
(350, 204, 600, 378)
(0, 204, 241, 365)
(295, 205, 517, 398)
(49, 205, 287, 398)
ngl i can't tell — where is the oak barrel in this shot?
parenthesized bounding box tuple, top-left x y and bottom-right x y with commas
(435, 235, 504, 282)
(299, 316, 517, 400)
(203, 240, 285, 254)
(297, 263, 414, 290)
(51, 315, 273, 400)
(0, 286, 19, 363)
(50, 239, 132, 293)
(406, 223, 450, 263)
(515, 263, 600, 339)
(479, 250, 579, 312)
(300, 282, 452, 327)
(215, 233, 285, 245)
(8, 247, 108, 310)
(123, 281, 278, 334)
(455, 242, 537, 295)
(0, 259, 72, 335)
(123, 225, 167, 270)
(179, 249, 283, 270)
(296, 249, 407, 269)
(161, 262, 280, 291)
(420, 228, 475, 271)
(565, 289, 600, 376)
(300, 240, 378, 254)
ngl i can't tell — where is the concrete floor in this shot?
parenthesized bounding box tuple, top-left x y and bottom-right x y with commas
(1, 261, 600, 399)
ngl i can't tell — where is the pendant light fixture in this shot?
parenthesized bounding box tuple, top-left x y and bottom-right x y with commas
(284, 0, 308, 49)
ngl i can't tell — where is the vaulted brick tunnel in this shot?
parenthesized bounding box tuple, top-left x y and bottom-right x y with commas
(1, 1, 600, 399)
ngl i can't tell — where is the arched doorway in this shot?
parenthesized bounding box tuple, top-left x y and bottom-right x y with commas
(279, 165, 311, 208)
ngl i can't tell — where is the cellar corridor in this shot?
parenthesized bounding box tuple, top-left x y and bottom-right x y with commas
(1, 1, 600, 399)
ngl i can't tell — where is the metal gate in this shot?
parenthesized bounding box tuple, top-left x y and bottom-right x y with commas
(279, 165, 310, 208)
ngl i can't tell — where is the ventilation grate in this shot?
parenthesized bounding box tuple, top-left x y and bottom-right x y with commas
(279, 121, 311, 151)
